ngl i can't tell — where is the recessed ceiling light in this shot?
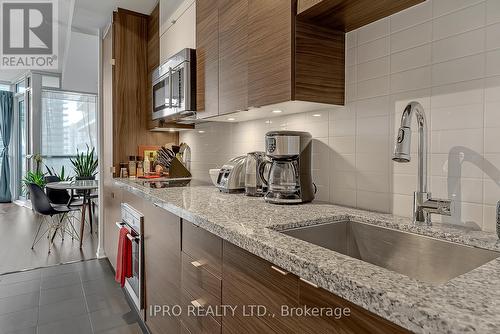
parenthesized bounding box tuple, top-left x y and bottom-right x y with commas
(198, 130, 205, 133)
(272, 109, 283, 113)
(265, 120, 272, 124)
(312, 114, 322, 117)
(227, 117, 236, 121)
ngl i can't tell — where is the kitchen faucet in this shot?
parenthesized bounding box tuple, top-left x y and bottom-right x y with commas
(393, 101, 453, 225)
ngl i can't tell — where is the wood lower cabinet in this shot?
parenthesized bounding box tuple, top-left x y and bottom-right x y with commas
(144, 201, 182, 334)
(222, 241, 299, 333)
(103, 184, 122, 270)
(181, 219, 223, 333)
(111, 188, 410, 334)
(222, 240, 410, 334)
(298, 280, 411, 334)
(182, 220, 222, 278)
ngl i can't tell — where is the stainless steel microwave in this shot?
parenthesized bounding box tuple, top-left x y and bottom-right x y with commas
(152, 48, 196, 121)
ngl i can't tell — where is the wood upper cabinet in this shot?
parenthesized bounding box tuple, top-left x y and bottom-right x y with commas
(247, 0, 293, 108)
(196, 0, 219, 119)
(218, 0, 248, 115)
(196, 0, 345, 117)
(144, 201, 182, 334)
(195, 0, 425, 115)
(296, 0, 424, 31)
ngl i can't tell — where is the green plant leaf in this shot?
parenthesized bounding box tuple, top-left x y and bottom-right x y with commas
(71, 146, 98, 177)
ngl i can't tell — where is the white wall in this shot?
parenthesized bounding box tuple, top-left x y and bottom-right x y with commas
(181, 0, 500, 232)
(159, 0, 196, 62)
(62, 31, 99, 93)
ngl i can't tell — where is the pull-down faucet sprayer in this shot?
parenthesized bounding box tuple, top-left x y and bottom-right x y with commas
(393, 101, 453, 225)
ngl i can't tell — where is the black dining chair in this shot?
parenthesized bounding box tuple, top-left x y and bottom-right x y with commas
(28, 183, 79, 253)
(44, 176, 84, 236)
(44, 175, 70, 204)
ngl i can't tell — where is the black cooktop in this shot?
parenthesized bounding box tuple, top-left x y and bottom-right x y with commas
(141, 178, 210, 189)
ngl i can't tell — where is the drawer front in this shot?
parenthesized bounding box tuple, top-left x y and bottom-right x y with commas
(182, 220, 222, 278)
(222, 241, 299, 332)
(181, 290, 221, 334)
(298, 281, 411, 334)
(182, 253, 222, 311)
(181, 321, 191, 334)
(222, 281, 288, 334)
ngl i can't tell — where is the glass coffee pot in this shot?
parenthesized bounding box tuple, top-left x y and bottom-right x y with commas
(259, 159, 300, 198)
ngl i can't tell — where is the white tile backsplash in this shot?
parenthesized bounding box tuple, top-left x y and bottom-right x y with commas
(487, 0, 500, 24)
(432, 0, 484, 18)
(486, 49, 500, 76)
(357, 37, 390, 63)
(357, 57, 390, 81)
(432, 3, 485, 40)
(390, 1, 432, 33)
(432, 28, 485, 63)
(390, 22, 432, 52)
(357, 18, 390, 45)
(431, 54, 485, 86)
(486, 23, 500, 50)
(390, 44, 432, 73)
(181, 0, 500, 232)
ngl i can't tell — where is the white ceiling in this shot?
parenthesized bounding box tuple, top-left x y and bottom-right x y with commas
(72, 0, 159, 34)
(0, 0, 161, 83)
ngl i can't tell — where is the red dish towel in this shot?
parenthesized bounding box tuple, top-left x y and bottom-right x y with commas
(115, 227, 133, 287)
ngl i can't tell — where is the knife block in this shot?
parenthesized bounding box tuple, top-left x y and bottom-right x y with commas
(169, 157, 192, 178)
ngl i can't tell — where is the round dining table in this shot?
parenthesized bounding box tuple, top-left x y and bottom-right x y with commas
(45, 180, 98, 248)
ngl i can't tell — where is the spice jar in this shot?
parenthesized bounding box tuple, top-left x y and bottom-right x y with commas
(128, 155, 137, 178)
(136, 156, 144, 177)
(119, 162, 128, 178)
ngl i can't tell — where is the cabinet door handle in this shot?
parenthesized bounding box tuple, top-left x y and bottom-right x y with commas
(190, 299, 203, 309)
(271, 266, 288, 275)
(191, 261, 203, 268)
(300, 277, 318, 288)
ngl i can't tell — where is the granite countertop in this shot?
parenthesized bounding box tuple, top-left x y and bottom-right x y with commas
(114, 178, 500, 334)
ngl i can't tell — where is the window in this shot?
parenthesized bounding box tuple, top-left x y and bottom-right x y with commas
(15, 82, 24, 93)
(0, 84, 10, 91)
(41, 90, 97, 175)
(41, 75, 60, 88)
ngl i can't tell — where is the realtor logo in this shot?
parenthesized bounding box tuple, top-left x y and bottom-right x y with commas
(0, 0, 58, 69)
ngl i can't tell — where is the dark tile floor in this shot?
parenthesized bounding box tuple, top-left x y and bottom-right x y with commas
(0, 259, 145, 334)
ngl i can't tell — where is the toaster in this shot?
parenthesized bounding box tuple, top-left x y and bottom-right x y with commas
(216, 156, 246, 193)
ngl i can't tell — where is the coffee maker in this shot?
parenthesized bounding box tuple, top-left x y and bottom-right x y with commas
(260, 131, 315, 204)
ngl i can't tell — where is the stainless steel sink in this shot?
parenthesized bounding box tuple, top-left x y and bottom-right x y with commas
(280, 221, 499, 284)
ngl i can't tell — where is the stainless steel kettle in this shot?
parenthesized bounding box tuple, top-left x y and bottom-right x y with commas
(244, 152, 267, 196)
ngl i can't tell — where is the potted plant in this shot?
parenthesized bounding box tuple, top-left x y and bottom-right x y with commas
(23, 154, 46, 193)
(23, 171, 46, 188)
(71, 145, 98, 180)
(45, 165, 73, 181)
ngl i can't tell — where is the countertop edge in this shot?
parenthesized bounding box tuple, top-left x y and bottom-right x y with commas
(112, 179, 499, 334)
